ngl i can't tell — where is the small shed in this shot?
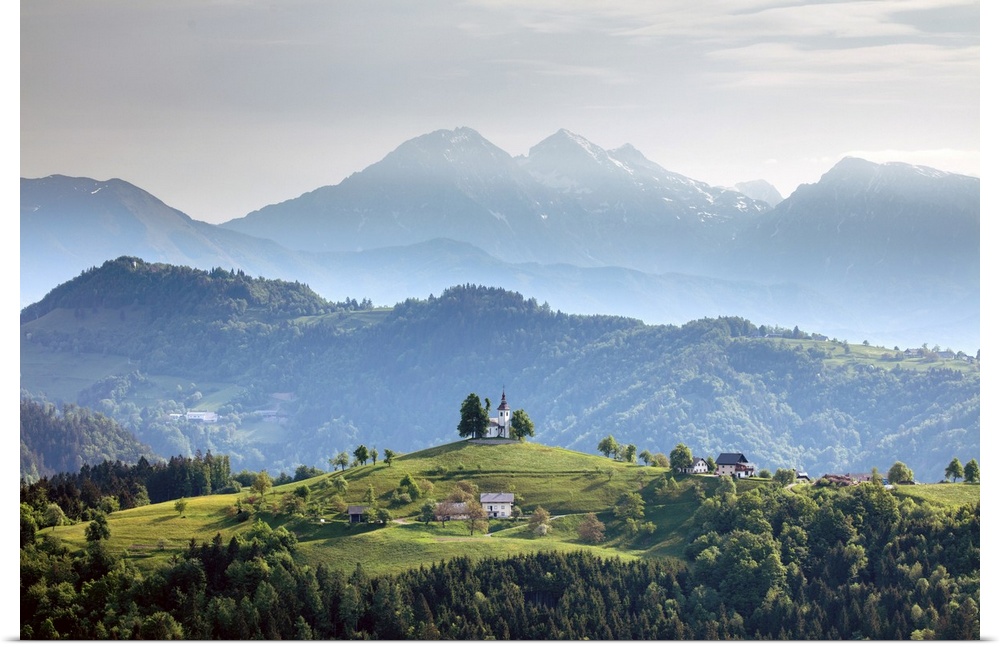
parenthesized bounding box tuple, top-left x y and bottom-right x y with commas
(348, 505, 367, 524)
(435, 501, 470, 521)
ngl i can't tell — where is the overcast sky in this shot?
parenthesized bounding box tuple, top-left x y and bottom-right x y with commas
(20, 0, 982, 225)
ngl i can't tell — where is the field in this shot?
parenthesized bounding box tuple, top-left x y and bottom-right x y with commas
(41, 440, 707, 575)
(891, 482, 980, 507)
(38, 440, 979, 579)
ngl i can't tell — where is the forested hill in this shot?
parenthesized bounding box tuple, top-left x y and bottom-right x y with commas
(20, 258, 978, 482)
(20, 256, 341, 324)
(20, 399, 158, 483)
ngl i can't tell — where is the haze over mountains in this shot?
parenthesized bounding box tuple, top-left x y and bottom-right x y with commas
(20, 127, 979, 352)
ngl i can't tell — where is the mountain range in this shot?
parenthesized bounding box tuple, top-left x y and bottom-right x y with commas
(20, 127, 980, 352)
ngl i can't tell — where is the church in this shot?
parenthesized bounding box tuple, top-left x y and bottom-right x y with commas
(487, 390, 511, 438)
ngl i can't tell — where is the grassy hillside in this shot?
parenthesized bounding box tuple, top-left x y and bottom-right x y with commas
(40, 440, 712, 575)
(43, 437, 978, 580)
(890, 482, 980, 507)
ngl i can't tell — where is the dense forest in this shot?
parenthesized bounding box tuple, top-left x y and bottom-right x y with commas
(20, 399, 158, 484)
(20, 475, 979, 639)
(21, 257, 979, 481)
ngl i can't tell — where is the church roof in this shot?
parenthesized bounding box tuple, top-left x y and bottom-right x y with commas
(498, 389, 510, 410)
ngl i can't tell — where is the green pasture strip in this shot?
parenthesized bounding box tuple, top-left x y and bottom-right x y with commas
(891, 482, 980, 507)
(41, 493, 249, 565)
(293, 518, 636, 577)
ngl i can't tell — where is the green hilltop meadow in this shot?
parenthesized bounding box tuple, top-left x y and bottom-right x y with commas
(39, 439, 978, 578)
(40, 440, 689, 574)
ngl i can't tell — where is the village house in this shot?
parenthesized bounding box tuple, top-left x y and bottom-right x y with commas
(480, 493, 514, 518)
(683, 457, 710, 474)
(715, 452, 756, 478)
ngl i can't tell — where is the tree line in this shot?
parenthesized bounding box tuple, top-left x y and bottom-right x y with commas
(20, 450, 235, 532)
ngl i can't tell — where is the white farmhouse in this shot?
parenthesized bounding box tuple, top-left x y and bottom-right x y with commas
(480, 492, 515, 518)
(684, 457, 710, 474)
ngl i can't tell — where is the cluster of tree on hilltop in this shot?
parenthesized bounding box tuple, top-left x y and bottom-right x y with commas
(20, 479, 978, 639)
(21, 262, 979, 480)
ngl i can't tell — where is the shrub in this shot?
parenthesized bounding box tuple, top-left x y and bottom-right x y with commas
(390, 491, 412, 506)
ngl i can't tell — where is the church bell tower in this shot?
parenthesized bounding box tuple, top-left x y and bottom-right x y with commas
(497, 390, 510, 438)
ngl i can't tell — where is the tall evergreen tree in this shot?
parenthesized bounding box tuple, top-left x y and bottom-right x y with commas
(457, 393, 488, 439)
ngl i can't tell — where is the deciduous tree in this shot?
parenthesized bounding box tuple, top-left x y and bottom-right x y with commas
(614, 492, 645, 523)
(773, 468, 796, 486)
(364, 484, 378, 507)
(598, 435, 619, 459)
(670, 444, 693, 472)
(887, 461, 914, 484)
(577, 512, 606, 544)
(964, 459, 980, 484)
(510, 409, 535, 440)
(945, 457, 963, 482)
(252, 470, 273, 500)
(464, 503, 488, 536)
(354, 445, 370, 467)
(529, 506, 550, 532)
(418, 500, 437, 524)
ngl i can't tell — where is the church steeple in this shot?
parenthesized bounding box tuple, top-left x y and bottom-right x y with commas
(497, 389, 510, 437)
